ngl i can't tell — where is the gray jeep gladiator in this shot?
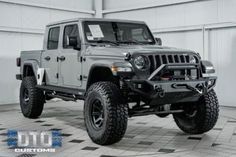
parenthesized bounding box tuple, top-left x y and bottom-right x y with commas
(16, 18, 219, 145)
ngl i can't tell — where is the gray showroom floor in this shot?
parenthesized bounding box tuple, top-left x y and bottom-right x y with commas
(0, 101, 236, 157)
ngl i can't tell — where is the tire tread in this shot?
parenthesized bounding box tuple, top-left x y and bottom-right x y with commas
(84, 82, 128, 145)
(173, 90, 219, 134)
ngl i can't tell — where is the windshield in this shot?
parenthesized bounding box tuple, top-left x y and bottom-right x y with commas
(83, 21, 155, 45)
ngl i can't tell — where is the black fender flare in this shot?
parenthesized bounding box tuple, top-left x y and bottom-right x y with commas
(22, 60, 40, 79)
(86, 64, 114, 90)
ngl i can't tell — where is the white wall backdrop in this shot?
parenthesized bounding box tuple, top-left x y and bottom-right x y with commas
(0, 0, 236, 107)
(103, 0, 236, 107)
(0, 0, 94, 104)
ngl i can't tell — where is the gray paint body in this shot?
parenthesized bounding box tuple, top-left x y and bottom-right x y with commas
(19, 18, 201, 92)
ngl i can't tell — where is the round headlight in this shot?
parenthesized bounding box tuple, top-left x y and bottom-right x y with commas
(134, 55, 149, 70)
(190, 56, 197, 64)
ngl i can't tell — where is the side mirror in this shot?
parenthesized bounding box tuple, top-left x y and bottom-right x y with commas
(67, 36, 81, 50)
(155, 37, 162, 46)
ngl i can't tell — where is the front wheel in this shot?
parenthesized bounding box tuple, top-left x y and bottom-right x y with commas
(84, 82, 128, 145)
(172, 90, 219, 134)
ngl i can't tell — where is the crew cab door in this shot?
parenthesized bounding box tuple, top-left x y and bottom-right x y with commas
(41, 26, 61, 85)
(59, 23, 82, 88)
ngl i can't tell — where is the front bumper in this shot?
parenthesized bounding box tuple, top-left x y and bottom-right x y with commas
(124, 63, 217, 105)
(126, 77, 217, 105)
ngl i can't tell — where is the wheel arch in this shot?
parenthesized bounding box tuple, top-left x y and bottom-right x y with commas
(22, 60, 39, 79)
(86, 64, 118, 90)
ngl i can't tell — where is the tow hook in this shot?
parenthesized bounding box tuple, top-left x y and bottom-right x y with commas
(154, 85, 165, 98)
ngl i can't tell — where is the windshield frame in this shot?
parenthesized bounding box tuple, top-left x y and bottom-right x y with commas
(82, 21, 156, 45)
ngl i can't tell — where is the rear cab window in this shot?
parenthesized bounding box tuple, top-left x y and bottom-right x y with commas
(47, 27, 60, 50)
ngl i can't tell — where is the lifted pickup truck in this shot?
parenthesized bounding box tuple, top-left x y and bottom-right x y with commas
(16, 18, 219, 145)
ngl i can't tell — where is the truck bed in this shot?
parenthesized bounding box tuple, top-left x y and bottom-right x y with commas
(20, 50, 43, 64)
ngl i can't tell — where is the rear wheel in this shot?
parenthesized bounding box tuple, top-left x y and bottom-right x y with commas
(172, 90, 219, 134)
(20, 76, 45, 118)
(84, 82, 128, 145)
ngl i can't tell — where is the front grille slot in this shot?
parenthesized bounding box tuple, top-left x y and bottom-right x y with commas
(174, 55, 179, 63)
(148, 55, 155, 74)
(155, 55, 162, 67)
(185, 55, 190, 62)
(180, 55, 185, 63)
(168, 55, 174, 63)
(162, 55, 167, 64)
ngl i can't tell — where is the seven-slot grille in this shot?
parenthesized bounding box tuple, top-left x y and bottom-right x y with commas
(148, 54, 191, 73)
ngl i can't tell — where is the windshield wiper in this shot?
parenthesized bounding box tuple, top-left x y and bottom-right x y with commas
(117, 39, 145, 45)
(95, 40, 119, 46)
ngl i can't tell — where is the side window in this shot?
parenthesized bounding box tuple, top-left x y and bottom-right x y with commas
(63, 24, 79, 49)
(47, 27, 60, 50)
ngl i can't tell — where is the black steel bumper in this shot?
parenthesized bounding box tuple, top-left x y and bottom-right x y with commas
(126, 77, 216, 105)
(125, 63, 217, 105)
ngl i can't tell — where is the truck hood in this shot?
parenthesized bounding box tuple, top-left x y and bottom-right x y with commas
(86, 45, 197, 58)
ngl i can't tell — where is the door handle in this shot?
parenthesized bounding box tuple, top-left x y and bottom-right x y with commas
(58, 56, 65, 61)
(44, 56, 51, 61)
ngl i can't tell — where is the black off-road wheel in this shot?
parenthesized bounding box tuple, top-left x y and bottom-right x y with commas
(20, 76, 45, 118)
(172, 90, 219, 134)
(84, 82, 128, 145)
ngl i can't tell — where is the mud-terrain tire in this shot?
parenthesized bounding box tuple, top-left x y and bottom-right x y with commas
(172, 90, 219, 134)
(84, 82, 128, 145)
(20, 76, 44, 118)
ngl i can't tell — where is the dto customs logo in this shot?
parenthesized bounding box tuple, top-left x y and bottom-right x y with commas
(7, 130, 62, 153)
